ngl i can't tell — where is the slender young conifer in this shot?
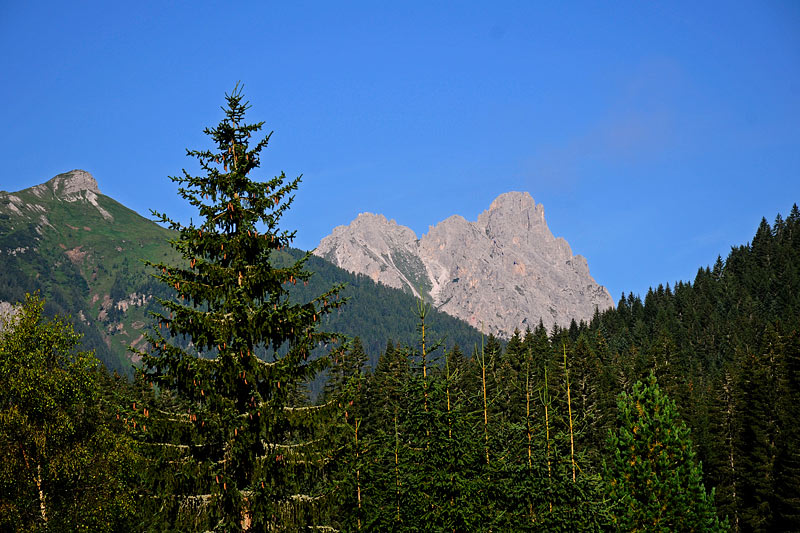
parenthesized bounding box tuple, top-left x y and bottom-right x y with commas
(355, 418, 362, 530)
(564, 343, 576, 482)
(526, 349, 534, 522)
(446, 350, 453, 440)
(394, 414, 401, 523)
(480, 337, 490, 467)
(543, 364, 553, 512)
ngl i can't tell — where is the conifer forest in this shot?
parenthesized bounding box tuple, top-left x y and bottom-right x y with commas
(2, 89, 799, 532)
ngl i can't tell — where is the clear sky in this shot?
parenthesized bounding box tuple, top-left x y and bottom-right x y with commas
(1, 1, 798, 302)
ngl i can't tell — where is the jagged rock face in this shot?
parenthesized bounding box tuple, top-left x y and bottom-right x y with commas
(47, 169, 100, 197)
(11, 169, 113, 221)
(317, 213, 431, 295)
(315, 192, 614, 337)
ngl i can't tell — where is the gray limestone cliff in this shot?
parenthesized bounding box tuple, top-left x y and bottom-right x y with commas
(0, 301, 18, 334)
(314, 191, 614, 337)
(46, 169, 100, 197)
(11, 169, 114, 221)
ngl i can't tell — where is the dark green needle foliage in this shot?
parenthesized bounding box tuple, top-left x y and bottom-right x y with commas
(604, 373, 725, 532)
(136, 85, 343, 531)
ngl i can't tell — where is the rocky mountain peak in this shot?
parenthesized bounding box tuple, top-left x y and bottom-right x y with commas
(480, 189, 544, 226)
(46, 170, 100, 197)
(477, 192, 551, 260)
(17, 170, 113, 221)
(315, 192, 614, 337)
(327, 212, 418, 252)
(487, 190, 535, 213)
(346, 213, 415, 237)
(318, 212, 423, 294)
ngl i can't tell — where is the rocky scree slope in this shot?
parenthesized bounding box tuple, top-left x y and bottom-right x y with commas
(315, 192, 614, 337)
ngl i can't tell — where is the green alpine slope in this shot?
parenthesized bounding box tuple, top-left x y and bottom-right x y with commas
(0, 170, 482, 374)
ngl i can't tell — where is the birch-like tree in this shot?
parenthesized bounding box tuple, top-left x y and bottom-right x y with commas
(0, 294, 137, 531)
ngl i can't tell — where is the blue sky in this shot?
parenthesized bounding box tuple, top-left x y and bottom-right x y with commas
(1, 1, 798, 301)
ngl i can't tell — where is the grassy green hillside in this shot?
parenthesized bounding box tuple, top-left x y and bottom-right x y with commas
(0, 171, 482, 374)
(0, 172, 179, 372)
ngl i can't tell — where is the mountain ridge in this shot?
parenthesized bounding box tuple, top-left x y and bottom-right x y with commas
(315, 191, 614, 337)
(0, 170, 484, 372)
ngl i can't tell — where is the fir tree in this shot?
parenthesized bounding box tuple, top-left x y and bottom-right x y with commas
(137, 85, 343, 531)
(604, 373, 725, 532)
(774, 327, 800, 530)
(706, 365, 742, 529)
(736, 324, 783, 532)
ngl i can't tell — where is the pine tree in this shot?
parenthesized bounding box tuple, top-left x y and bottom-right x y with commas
(365, 339, 409, 430)
(324, 335, 368, 399)
(774, 326, 800, 530)
(137, 85, 343, 531)
(706, 365, 742, 529)
(604, 373, 724, 532)
(323, 339, 368, 532)
(736, 324, 783, 532)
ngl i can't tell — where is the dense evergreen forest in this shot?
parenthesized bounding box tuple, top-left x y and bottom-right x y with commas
(1, 88, 798, 531)
(281, 248, 484, 369)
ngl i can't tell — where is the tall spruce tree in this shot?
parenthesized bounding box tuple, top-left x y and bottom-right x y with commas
(137, 85, 342, 531)
(736, 324, 783, 531)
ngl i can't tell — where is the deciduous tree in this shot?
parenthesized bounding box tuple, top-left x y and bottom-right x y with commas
(0, 294, 137, 531)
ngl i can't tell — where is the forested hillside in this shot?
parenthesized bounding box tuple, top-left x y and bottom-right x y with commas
(280, 248, 484, 367)
(0, 174, 482, 375)
(8, 205, 796, 530)
(587, 208, 800, 531)
(2, 86, 797, 531)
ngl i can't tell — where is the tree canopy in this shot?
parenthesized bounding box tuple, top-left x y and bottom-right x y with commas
(0, 294, 137, 531)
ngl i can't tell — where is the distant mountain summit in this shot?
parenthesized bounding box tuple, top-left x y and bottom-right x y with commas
(18, 169, 112, 221)
(315, 192, 614, 337)
(44, 169, 101, 196)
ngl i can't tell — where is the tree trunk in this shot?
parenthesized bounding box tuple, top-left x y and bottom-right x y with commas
(36, 462, 47, 524)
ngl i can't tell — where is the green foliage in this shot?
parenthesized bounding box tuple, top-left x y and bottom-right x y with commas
(0, 174, 481, 378)
(587, 206, 800, 529)
(323, 320, 614, 532)
(604, 373, 724, 531)
(0, 175, 179, 374)
(0, 293, 137, 531)
(137, 85, 343, 531)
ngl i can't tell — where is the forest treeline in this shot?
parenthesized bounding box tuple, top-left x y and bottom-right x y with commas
(1, 87, 798, 531)
(0, 205, 483, 379)
(6, 206, 799, 530)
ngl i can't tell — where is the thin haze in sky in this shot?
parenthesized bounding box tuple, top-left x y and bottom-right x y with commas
(1, 1, 798, 301)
